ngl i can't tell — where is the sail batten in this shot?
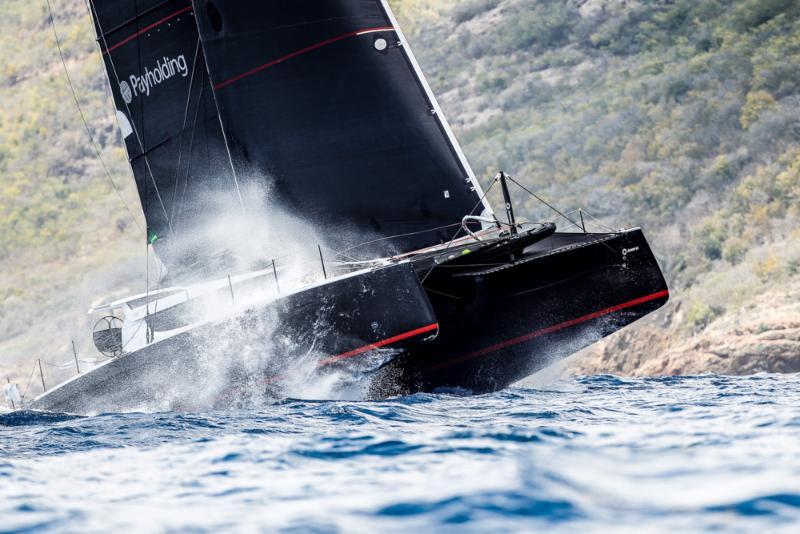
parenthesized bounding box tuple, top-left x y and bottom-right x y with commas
(212, 26, 396, 90)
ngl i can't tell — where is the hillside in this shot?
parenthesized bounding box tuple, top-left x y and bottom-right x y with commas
(0, 1, 146, 389)
(2, 0, 799, 393)
(408, 0, 800, 375)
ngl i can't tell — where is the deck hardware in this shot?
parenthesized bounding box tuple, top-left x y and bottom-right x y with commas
(5, 377, 15, 410)
(497, 172, 517, 236)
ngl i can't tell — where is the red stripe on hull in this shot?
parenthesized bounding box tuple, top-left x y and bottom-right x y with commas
(103, 6, 193, 55)
(213, 26, 396, 90)
(214, 322, 440, 403)
(319, 322, 439, 367)
(424, 289, 670, 373)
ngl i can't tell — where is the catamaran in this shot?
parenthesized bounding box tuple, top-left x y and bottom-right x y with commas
(29, 0, 668, 413)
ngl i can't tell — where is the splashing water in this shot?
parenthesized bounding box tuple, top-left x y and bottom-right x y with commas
(53, 180, 395, 413)
(3, 374, 800, 532)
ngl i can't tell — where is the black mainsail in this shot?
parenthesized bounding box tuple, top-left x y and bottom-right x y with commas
(91, 0, 494, 271)
(192, 0, 492, 255)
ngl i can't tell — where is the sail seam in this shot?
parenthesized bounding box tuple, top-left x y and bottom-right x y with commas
(103, 5, 193, 54)
(212, 26, 395, 90)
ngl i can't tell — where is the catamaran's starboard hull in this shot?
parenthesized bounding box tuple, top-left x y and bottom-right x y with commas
(372, 228, 669, 395)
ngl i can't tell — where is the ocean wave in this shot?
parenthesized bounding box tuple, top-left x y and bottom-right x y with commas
(2, 375, 800, 531)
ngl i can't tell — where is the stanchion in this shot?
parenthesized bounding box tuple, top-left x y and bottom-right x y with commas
(72, 340, 81, 374)
(318, 245, 328, 280)
(38, 359, 47, 392)
(5, 376, 15, 410)
(272, 259, 280, 294)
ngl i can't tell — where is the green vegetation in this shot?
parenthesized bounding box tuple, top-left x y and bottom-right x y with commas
(0, 2, 142, 262)
(0, 1, 143, 378)
(408, 0, 800, 328)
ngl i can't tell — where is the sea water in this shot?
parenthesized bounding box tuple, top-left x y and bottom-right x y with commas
(2, 374, 800, 532)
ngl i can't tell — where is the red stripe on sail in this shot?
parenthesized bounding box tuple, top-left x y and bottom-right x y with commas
(213, 26, 396, 90)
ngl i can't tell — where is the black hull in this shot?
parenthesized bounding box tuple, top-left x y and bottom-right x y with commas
(379, 228, 669, 395)
(31, 263, 437, 414)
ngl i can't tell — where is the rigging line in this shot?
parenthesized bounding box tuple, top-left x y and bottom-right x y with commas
(505, 177, 623, 259)
(505, 176, 584, 232)
(334, 222, 464, 258)
(19, 361, 40, 401)
(420, 177, 499, 286)
(44, 0, 143, 234)
(168, 37, 202, 230)
(151, 255, 166, 320)
(175, 84, 205, 223)
(208, 86, 245, 210)
(192, 17, 245, 209)
(86, 0, 173, 234)
(580, 209, 620, 234)
(41, 358, 102, 368)
(131, 0, 152, 319)
(146, 237, 151, 322)
(507, 177, 624, 261)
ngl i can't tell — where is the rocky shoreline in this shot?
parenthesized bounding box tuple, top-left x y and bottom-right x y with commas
(570, 281, 800, 376)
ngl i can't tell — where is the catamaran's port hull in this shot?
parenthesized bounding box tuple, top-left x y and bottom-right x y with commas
(374, 228, 669, 395)
(30, 263, 436, 414)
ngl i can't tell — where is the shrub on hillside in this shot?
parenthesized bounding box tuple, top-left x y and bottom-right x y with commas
(452, 0, 500, 24)
(740, 90, 777, 129)
(730, 0, 797, 31)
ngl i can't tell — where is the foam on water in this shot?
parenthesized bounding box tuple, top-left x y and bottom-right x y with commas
(2, 374, 800, 532)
